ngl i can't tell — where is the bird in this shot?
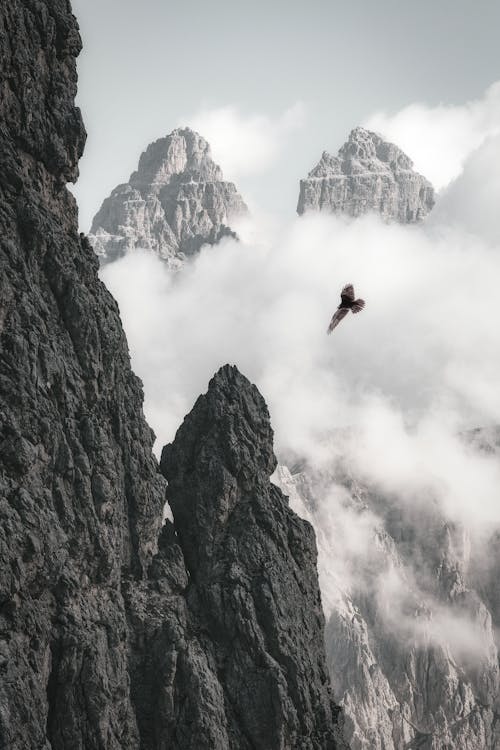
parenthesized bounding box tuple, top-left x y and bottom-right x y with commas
(327, 284, 365, 333)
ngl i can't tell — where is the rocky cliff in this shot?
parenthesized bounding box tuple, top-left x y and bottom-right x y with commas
(155, 365, 348, 749)
(89, 128, 248, 267)
(0, 5, 345, 748)
(297, 127, 435, 222)
(0, 2, 164, 746)
(275, 456, 500, 750)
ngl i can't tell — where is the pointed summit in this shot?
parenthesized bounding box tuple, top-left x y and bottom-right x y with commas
(160, 364, 348, 749)
(297, 127, 435, 223)
(130, 127, 224, 189)
(89, 127, 248, 267)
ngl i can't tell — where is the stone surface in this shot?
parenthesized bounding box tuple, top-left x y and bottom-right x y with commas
(275, 456, 500, 750)
(160, 365, 348, 749)
(89, 128, 248, 267)
(297, 127, 435, 222)
(0, 3, 345, 748)
(0, 2, 164, 747)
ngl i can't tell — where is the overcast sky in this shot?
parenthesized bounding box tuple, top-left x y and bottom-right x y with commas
(71, 0, 500, 230)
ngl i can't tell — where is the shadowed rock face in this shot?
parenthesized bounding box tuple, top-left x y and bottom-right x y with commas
(275, 458, 500, 750)
(297, 127, 435, 222)
(160, 365, 347, 749)
(89, 128, 248, 267)
(0, 6, 346, 747)
(0, 1, 165, 747)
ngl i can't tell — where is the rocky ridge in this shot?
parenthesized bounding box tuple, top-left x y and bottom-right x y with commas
(0, 2, 345, 748)
(89, 128, 248, 267)
(275, 456, 500, 750)
(156, 365, 347, 749)
(297, 127, 435, 222)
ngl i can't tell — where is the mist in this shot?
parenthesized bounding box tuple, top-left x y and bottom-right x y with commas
(100, 106, 500, 672)
(365, 81, 500, 190)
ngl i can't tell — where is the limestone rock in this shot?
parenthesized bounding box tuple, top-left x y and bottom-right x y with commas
(89, 128, 248, 267)
(297, 127, 435, 222)
(159, 365, 348, 749)
(274, 461, 500, 750)
(0, 1, 165, 747)
(0, 2, 345, 748)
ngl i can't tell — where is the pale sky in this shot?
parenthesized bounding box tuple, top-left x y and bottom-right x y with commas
(71, 0, 500, 230)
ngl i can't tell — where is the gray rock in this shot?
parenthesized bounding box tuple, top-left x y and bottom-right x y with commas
(0, 1, 164, 747)
(0, 6, 346, 747)
(297, 127, 435, 222)
(89, 128, 248, 267)
(275, 460, 500, 750)
(159, 364, 348, 749)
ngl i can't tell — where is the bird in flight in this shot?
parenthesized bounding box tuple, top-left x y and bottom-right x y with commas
(327, 284, 365, 333)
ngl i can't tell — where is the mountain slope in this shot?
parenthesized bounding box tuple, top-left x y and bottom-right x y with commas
(0, 5, 345, 747)
(89, 128, 248, 267)
(275, 458, 500, 750)
(297, 127, 435, 222)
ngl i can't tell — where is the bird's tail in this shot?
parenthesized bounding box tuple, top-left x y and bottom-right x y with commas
(352, 299, 365, 313)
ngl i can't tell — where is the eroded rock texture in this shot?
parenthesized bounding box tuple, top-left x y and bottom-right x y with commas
(89, 128, 248, 267)
(297, 127, 435, 222)
(0, 2, 345, 748)
(0, 1, 164, 747)
(275, 455, 500, 750)
(159, 365, 347, 749)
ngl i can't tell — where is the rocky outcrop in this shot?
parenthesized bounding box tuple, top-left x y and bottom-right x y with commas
(0, 1, 164, 747)
(297, 127, 435, 222)
(156, 365, 347, 749)
(275, 461, 500, 750)
(89, 128, 248, 267)
(0, 2, 345, 748)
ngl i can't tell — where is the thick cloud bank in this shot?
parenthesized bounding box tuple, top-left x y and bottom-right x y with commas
(101, 112, 500, 678)
(181, 102, 306, 179)
(365, 81, 500, 190)
(101, 161, 499, 456)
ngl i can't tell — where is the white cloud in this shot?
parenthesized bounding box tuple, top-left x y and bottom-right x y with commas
(364, 81, 500, 190)
(101, 89, 500, 676)
(181, 102, 306, 178)
(101, 202, 500, 533)
(431, 133, 500, 245)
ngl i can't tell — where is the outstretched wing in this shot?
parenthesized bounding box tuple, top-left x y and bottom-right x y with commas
(341, 284, 355, 305)
(327, 307, 349, 333)
(352, 298, 365, 313)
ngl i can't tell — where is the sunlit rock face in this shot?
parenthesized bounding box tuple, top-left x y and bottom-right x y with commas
(89, 128, 248, 267)
(297, 127, 435, 222)
(275, 453, 500, 750)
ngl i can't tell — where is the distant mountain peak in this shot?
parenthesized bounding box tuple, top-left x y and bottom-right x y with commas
(89, 128, 248, 267)
(298, 127, 435, 223)
(129, 128, 223, 189)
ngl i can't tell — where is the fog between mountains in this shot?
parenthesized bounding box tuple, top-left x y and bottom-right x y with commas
(365, 81, 500, 191)
(100, 115, 500, 663)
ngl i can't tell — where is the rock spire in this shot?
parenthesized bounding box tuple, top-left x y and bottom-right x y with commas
(297, 126, 434, 222)
(89, 128, 248, 267)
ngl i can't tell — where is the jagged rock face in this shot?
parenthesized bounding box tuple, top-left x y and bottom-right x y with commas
(297, 127, 435, 222)
(275, 462, 500, 750)
(89, 128, 248, 267)
(159, 365, 348, 749)
(0, 3, 345, 749)
(0, 1, 165, 748)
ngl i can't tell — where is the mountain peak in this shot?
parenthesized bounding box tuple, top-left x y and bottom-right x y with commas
(339, 126, 414, 170)
(89, 128, 248, 266)
(130, 127, 223, 190)
(298, 127, 434, 222)
(159, 365, 348, 748)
